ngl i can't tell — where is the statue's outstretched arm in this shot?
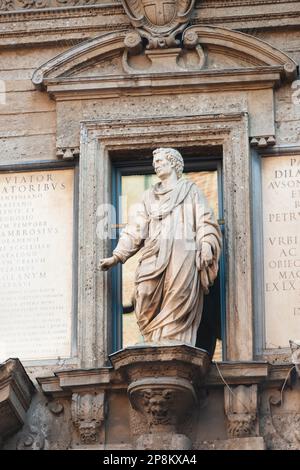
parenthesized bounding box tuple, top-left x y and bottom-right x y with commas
(100, 200, 149, 271)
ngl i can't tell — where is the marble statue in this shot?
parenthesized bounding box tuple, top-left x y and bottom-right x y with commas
(100, 148, 222, 346)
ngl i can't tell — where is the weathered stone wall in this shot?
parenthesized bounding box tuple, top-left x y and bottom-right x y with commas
(1, 2, 300, 161)
(1, 0, 300, 450)
(0, 46, 66, 164)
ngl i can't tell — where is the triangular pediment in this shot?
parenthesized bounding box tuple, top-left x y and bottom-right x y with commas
(32, 26, 297, 97)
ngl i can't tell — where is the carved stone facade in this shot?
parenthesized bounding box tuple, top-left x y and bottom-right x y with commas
(1, 0, 300, 451)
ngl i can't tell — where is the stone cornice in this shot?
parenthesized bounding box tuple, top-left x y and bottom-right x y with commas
(199, 0, 300, 6)
(0, 1, 300, 45)
(0, 0, 298, 14)
(43, 69, 283, 100)
(193, 11, 300, 28)
(36, 360, 295, 397)
(0, 0, 119, 14)
(0, 3, 123, 20)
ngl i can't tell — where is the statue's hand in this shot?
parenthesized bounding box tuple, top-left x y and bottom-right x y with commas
(99, 256, 118, 271)
(199, 242, 213, 270)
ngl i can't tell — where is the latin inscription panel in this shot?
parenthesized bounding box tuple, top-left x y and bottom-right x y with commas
(0, 168, 74, 361)
(262, 155, 300, 349)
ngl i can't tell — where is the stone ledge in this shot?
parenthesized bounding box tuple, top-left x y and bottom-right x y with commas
(206, 361, 295, 388)
(197, 436, 266, 450)
(0, 358, 35, 441)
(37, 358, 295, 396)
(206, 361, 269, 386)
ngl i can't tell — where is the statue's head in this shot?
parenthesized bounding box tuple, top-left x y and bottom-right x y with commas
(152, 148, 184, 179)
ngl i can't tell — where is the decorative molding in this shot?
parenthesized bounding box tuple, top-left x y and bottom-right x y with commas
(1, 1, 300, 47)
(199, 0, 300, 6)
(206, 361, 269, 386)
(71, 392, 105, 445)
(57, 146, 79, 160)
(42, 69, 285, 101)
(0, 0, 114, 12)
(37, 361, 295, 394)
(110, 343, 210, 382)
(250, 135, 276, 148)
(32, 31, 127, 89)
(224, 385, 258, 438)
(195, 0, 300, 31)
(185, 26, 297, 80)
(32, 26, 296, 95)
(121, 21, 295, 76)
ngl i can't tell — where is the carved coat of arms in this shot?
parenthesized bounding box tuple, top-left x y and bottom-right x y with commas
(121, 0, 195, 48)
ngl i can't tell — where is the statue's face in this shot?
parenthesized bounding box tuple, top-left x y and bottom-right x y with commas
(153, 152, 174, 179)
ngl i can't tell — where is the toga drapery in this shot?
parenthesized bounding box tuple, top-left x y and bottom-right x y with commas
(113, 178, 222, 346)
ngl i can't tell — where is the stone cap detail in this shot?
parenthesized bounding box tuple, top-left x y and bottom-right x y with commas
(0, 358, 35, 440)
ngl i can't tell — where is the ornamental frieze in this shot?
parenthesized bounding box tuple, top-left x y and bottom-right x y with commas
(0, 0, 111, 12)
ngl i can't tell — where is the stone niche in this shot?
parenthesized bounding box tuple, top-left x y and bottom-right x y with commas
(0, 359, 35, 444)
(29, 21, 297, 373)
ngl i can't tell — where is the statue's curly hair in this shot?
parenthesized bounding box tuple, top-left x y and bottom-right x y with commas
(153, 148, 184, 178)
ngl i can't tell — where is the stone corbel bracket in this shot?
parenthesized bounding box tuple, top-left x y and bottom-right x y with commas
(0, 359, 35, 443)
(109, 344, 210, 450)
(57, 146, 80, 160)
(224, 385, 258, 438)
(37, 368, 112, 449)
(71, 392, 106, 447)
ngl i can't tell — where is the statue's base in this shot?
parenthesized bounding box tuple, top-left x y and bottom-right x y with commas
(110, 343, 210, 450)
